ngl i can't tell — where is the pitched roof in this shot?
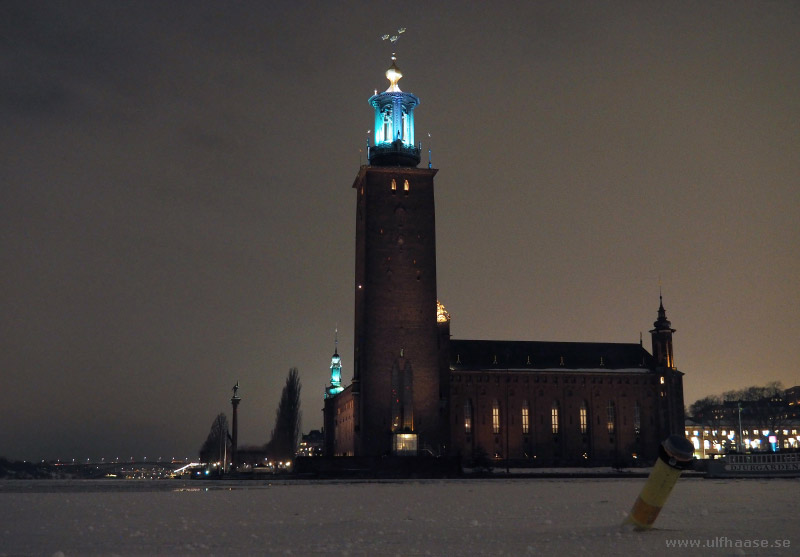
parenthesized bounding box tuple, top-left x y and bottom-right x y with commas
(449, 339, 656, 371)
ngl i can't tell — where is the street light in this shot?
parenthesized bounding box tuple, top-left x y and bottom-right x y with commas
(737, 401, 743, 453)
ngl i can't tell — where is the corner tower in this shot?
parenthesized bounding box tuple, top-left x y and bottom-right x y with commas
(650, 295, 685, 437)
(352, 56, 446, 456)
(650, 295, 676, 369)
(325, 330, 344, 399)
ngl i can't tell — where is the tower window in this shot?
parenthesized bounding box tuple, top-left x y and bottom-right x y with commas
(579, 401, 588, 434)
(492, 400, 500, 434)
(391, 179, 397, 191)
(607, 401, 616, 434)
(464, 399, 473, 434)
(521, 400, 530, 434)
(403, 179, 410, 193)
(382, 110, 391, 142)
(551, 401, 559, 434)
(634, 401, 641, 435)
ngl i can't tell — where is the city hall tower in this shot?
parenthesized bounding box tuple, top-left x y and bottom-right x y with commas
(350, 56, 447, 456)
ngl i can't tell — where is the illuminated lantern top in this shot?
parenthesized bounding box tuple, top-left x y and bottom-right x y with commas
(368, 55, 421, 167)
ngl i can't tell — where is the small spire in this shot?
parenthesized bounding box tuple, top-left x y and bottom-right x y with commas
(652, 292, 674, 333)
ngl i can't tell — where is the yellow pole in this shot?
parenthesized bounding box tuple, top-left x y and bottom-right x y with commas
(625, 435, 694, 530)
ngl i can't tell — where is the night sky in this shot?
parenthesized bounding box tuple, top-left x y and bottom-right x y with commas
(2, 2, 798, 462)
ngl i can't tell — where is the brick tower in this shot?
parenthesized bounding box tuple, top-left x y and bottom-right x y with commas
(351, 55, 447, 456)
(650, 295, 685, 437)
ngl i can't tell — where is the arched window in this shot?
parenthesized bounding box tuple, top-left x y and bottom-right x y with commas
(492, 400, 500, 434)
(464, 399, 473, 435)
(403, 179, 410, 192)
(551, 401, 559, 434)
(579, 401, 588, 434)
(607, 401, 616, 434)
(382, 110, 391, 142)
(391, 178, 397, 191)
(521, 400, 530, 434)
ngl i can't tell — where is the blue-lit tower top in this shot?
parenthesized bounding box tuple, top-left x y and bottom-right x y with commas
(325, 330, 344, 399)
(368, 54, 421, 167)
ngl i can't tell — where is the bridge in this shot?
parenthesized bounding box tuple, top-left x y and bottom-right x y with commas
(49, 459, 203, 479)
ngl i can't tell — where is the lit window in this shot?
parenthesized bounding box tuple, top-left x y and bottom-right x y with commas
(660, 376, 665, 385)
(391, 179, 397, 191)
(579, 401, 588, 434)
(551, 401, 559, 434)
(521, 401, 530, 434)
(403, 179, 409, 192)
(464, 399, 473, 434)
(606, 401, 616, 434)
(492, 400, 500, 434)
(393, 433, 417, 455)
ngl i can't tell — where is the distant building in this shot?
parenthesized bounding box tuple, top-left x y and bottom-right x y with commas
(323, 56, 685, 466)
(785, 386, 800, 418)
(686, 386, 800, 458)
(684, 421, 800, 459)
(296, 430, 324, 457)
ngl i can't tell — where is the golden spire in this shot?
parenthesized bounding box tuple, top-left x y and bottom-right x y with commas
(385, 54, 403, 92)
(437, 300, 450, 323)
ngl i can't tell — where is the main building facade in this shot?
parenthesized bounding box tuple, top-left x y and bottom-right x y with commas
(323, 57, 684, 466)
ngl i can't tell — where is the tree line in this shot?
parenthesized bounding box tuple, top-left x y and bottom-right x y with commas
(687, 381, 792, 433)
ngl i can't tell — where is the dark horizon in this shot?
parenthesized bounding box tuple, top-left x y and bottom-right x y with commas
(2, 1, 798, 461)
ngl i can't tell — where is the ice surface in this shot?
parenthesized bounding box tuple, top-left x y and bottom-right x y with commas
(1, 478, 797, 556)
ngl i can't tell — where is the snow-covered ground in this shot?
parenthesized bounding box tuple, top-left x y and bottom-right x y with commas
(1, 477, 797, 556)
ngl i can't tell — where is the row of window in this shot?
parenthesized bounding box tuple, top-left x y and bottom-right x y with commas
(390, 179, 410, 193)
(453, 374, 661, 386)
(687, 429, 800, 437)
(465, 399, 643, 436)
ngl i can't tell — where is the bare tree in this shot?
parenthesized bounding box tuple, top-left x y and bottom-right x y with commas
(722, 381, 784, 403)
(691, 382, 790, 434)
(199, 413, 230, 464)
(268, 368, 302, 460)
(688, 395, 724, 429)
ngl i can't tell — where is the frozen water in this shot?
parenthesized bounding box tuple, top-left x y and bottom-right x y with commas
(0, 478, 797, 555)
